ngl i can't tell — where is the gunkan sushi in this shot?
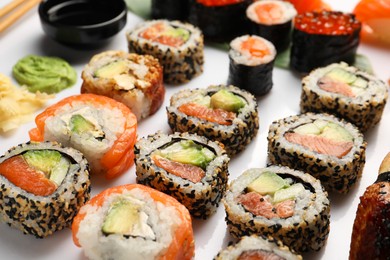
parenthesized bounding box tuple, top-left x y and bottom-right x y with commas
(72, 184, 194, 260)
(223, 166, 330, 253)
(167, 84, 259, 157)
(29, 94, 137, 179)
(135, 132, 229, 219)
(267, 112, 367, 193)
(300, 62, 389, 132)
(0, 141, 90, 238)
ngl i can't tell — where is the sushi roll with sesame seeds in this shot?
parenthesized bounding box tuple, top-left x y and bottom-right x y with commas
(300, 62, 389, 132)
(267, 113, 367, 193)
(134, 132, 229, 219)
(0, 141, 90, 238)
(214, 235, 302, 260)
(167, 84, 259, 157)
(127, 19, 204, 84)
(223, 166, 330, 253)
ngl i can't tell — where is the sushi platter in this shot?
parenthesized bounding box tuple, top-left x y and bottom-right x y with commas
(0, 0, 390, 259)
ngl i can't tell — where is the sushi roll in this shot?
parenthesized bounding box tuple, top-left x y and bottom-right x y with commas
(188, 0, 252, 42)
(349, 152, 390, 260)
(290, 11, 361, 74)
(246, 0, 297, 51)
(151, 0, 189, 20)
(214, 235, 302, 260)
(127, 19, 204, 84)
(72, 184, 195, 260)
(81, 50, 165, 120)
(267, 113, 367, 193)
(29, 94, 137, 179)
(228, 35, 276, 96)
(0, 141, 90, 238)
(223, 166, 330, 253)
(300, 62, 389, 132)
(167, 84, 259, 157)
(134, 132, 229, 219)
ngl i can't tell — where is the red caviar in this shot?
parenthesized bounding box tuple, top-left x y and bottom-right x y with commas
(294, 11, 361, 35)
(197, 0, 243, 7)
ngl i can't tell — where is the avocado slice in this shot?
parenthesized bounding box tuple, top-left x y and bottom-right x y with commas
(325, 68, 357, 84)
(273, 183, 305, 204)
(164, 27, 190, 42)
(193, 95, 211, 108)
(320, 122, 353, 142)
(69, 114, 95, 135)
(101, 197, 155, 239)
(210, 89, 246, 113)
(247, 172, 290, 195)
(157, 140, 216, 169)
(94, 60, 128, 78)
(294, 123, 321, 135)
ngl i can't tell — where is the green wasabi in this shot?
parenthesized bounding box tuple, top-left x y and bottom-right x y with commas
(12, 55, 77, 94)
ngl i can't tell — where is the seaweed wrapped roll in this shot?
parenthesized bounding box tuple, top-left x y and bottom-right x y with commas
(167, 84, 259, 157)
(300, 62, 388, 132)
(223, 166, 330, 253)
(127, 19, 204, 84)
(151, 0, 189, 20)
(267, 113, 367, 193)
(0, 141, 90, 238)
(135, 132, 229, 219)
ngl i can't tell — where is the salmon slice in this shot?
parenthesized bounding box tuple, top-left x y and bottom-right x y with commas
(254, 2, 283, 24)
(238, 192, 295, 219)
(318, 76, 355, 97)
(178, 102, 236, 125)
(238, 250, 285, 260)
(140, 23, 185, 47)
(284, 132, 353, 158)
(0, 155, 57, 196)
(152, 155, 205, 183)
(241, 36, 271, 58)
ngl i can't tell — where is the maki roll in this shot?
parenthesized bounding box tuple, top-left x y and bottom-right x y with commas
(81, 50, 165, 120)
(290, 11, 361, 74)
(300, 62, 389, 132)
(349, 153, 390, 260)
(134, 132, 229, 219)
(228, 35, 276, 96)
(267, 113, 367, 193)
(214, 235, 302, 260)
(29, 94, 137, 179)
(246, 0, 297, 51)
(0, 141, 90, 238)
(151, 0, 189, 20)
(188, 0, 252, 42)
(167, 84, 259, 157)
(72, 184, 195, 260)
(223, 166, 330, 253)
(127, 19, 204, 84)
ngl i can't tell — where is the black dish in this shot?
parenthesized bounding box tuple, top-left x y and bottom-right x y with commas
(38, 0, 127, 49)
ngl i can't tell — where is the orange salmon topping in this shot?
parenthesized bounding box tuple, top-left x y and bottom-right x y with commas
(255, 3, 283, 24)
(238, 192, 295, 219)
(238, 250, 285, 260)
(285, 132, 353, 158)
(0, 155, 57, 196)
(197, 0, 243, 7)
(318, 76, 355, 97)
(140, 23, 186, 47)
(152, 155, 205, 183)
(178, 102, 236, 125)
(241, 37, 271, 58)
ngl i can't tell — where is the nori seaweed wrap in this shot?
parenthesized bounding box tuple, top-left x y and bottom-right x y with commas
(349, 153, 390, 260)
(290, 11, 361, 74)
(188, 0, 252, 43)
(151, 0, 189, 21)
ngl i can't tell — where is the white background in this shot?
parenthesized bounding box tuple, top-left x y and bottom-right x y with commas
(0, 0, 389, 259)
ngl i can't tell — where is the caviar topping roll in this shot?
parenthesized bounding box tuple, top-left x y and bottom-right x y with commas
(134, 132, 229, 219)
(246, 0, 297, 51)
(223, 166, 330, 253)
(127, 19, 204, 84)
(0, 141, 90, 238)
(228, 35, 276, 96)
(290, 11, 361, 74)
(167, 84, 259, 157)
(300, 62, 389, 132)
(267, 113, 367, 193)
(81, 50, 165, 120)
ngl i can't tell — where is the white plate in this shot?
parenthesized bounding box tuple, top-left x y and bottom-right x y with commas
(0, 1, 389, 259)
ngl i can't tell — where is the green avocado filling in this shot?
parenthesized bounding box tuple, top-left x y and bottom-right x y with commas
(164, 26, 190, 42)
(94, 60, 128, 78)
(294, 119, 353, 142)
(156, 140, 215, 169)
(193, 89, 246, 113)
(23, 150, 70, 186)
(322, 67, 368, 95)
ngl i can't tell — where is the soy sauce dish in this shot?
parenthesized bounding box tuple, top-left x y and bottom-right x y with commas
(38, 0, 127, 48)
